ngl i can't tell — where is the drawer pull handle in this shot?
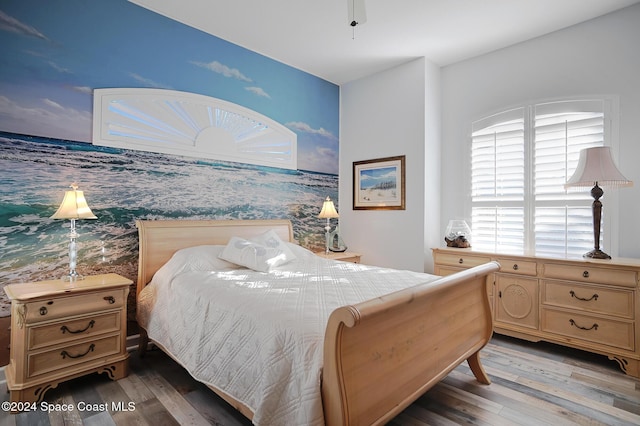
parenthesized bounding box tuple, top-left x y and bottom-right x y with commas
(569, 319, 598, 331)
(103, 296, 116, 304)
(569, 290, 598, 302)
(61, 343, 95, 360)
(512, 264, 519, 271)
(39, 307, 47, 316)
(61, 320, 95, 334)
(583, 271, 590, 278)
(458, 258, 464, 264)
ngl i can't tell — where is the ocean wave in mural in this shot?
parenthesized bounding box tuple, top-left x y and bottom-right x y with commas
(0, 132, 338, 316)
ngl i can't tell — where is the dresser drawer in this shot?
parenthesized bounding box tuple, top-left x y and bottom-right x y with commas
(543, 263, 637, 288)
(436, 265, 494, 299)
(27, 334, 121, 378)
(435, 265, 464, 276)
(542, 281, 633, 319)
(433, 252, 491, 268)
(28, 311, 121, 351)
(541, 308, 634, 351)
(24, 289, 125, 323)
(496, 258, 537, 276)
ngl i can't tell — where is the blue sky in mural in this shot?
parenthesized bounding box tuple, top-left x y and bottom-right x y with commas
(0, 0, 339, 174)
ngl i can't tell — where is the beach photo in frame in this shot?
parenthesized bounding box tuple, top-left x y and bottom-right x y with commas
(353, 155, 405, 210)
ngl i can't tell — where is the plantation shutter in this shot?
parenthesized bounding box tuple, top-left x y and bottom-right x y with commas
(471, 108, 525, 253)
(533, 100, 605, 256)
(470, 99, 607, 255)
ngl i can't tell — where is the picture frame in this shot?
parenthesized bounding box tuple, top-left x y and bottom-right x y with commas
(353, 155, 405, 210)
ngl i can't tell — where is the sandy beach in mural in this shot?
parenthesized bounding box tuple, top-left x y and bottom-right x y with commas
(0, 133, 338, 317)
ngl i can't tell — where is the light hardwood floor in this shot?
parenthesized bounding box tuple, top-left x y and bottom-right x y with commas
(1, 335, 639, 425)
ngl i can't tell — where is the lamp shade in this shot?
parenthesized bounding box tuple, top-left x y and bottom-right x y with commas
(318, 196, 339, 219)
(565, 147, 633, 189)
(51, 184, 97, 220)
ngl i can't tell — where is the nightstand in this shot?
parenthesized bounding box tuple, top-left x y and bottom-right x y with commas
(315, 251, 362, 263)
(4, 273, 132, 405)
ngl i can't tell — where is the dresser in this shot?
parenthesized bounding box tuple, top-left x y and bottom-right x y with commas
(432, 248, 640, 378)
(4, 273, 132, 405)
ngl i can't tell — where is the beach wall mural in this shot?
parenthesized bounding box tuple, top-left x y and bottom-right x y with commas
(0, 1, 340, 317)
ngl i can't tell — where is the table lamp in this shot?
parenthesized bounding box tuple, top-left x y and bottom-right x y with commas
(51, 183, 97, 280)
(565, 147, 632, 259)
(318, 196, 339, 254)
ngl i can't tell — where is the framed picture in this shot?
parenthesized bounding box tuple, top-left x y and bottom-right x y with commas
(353, 155, 405, 210)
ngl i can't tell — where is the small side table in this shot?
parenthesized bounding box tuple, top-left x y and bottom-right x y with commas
(315, 251, 362, 264)
(4, 273, 132, 406)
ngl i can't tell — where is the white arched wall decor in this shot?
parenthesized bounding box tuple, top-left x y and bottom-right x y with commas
(92, 88, 297, 170)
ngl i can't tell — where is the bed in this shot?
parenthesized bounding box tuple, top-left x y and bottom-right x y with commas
(135, 219, 500, 426)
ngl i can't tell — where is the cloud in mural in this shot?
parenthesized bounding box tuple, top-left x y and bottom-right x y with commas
(191, 60, 253, 82)
(129, 73, 170, 89)
(0, 10, 48, 40)
(48, 61, 72, 74)
(0, 95, 91, 142)
(192, 60, 270, 99)
(286, 121, 337, 141)
(245, 86, 271, 98)
(42, 98, 64, 110)
(72, 86, 92, 95)
(298, 145, 339, 175)
(286, 121, 339, 175)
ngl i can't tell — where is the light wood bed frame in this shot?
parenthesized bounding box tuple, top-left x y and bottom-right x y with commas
(135, 219, 501, 426)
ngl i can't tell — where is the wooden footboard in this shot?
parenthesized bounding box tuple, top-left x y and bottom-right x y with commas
(321, 261, 500, 426)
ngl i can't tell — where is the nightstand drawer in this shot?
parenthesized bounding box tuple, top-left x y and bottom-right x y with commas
(541, 308, 634, 351)
(542, 281, 633, 318)
(28, 311, 122, 351)
(543, 263, 636, 288)
(28, 334, 121, 378)
(24, 289, 125, 322)
(433, 252, 491, 268)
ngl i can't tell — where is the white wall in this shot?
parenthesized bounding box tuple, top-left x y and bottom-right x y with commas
(339, 58, 442, 272)
(441, 3, 640, 259)
(340, 4, 640, 269)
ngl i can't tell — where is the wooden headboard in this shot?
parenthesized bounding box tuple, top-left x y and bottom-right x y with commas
(135, 219, 294, 297)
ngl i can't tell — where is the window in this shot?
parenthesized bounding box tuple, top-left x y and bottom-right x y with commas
(471, 99, 614, 256)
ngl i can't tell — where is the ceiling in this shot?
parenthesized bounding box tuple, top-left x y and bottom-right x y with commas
(130, 0, 639, 85)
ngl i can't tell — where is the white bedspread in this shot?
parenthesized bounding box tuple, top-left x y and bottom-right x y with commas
(138, 243, 439, 426)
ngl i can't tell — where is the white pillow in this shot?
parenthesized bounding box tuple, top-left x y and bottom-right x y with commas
(219, 236, 294, 272)
(285, 242, 315, 259)
(249, 229, 297, 264)
(151, 245, 238, 285)
(178, 245, 239, 271)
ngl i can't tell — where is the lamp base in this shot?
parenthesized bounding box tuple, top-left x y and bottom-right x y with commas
(324, 222, 331, 254)
(61, 272, 85, 282)
(583, 249, 611, 260)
